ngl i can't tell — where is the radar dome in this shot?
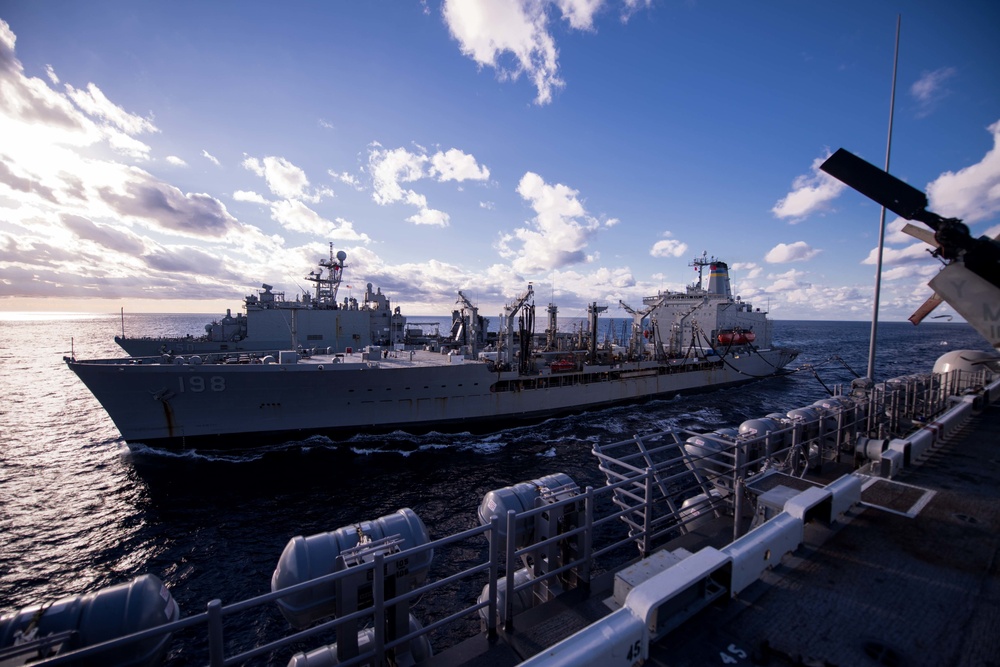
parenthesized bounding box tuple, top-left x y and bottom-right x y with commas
(933, 350, 1000, 374)
(337, 250, 347, 262)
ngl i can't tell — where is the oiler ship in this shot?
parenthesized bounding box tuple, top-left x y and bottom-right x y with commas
(66, 254, 798, 449)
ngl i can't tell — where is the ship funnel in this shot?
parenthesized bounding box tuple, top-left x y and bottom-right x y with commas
(707, 261, 732, 298)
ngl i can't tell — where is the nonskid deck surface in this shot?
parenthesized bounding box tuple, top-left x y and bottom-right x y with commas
(424, 403, 1000, 667)
(643, 404, 1000, 667)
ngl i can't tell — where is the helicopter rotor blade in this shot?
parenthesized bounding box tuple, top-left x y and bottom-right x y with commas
(820, 148, 936, 224)
(908, 293, 943, 326)
(901, 223, 939, 247)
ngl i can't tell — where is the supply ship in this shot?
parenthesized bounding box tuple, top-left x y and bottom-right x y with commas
(114, 245, 407, 356)
(66, 255, 799, 450)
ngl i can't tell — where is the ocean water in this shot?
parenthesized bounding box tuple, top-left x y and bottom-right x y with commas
(0, 313, 993, 664)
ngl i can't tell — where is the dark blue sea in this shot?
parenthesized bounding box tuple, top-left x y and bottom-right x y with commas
(0, 313, 993, 664)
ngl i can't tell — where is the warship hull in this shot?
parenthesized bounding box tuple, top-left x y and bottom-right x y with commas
(65, 347, 797, 449)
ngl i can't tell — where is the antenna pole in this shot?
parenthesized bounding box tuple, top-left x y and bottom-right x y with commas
(867, 14, 900, 382)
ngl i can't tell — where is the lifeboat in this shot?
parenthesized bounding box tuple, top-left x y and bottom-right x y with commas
(550, 359, 576, 373)
(717, 328, 756, 346)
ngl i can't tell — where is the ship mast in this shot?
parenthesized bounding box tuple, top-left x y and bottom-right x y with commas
(689, 252, 717, 291)
(305, 242, 347, 306)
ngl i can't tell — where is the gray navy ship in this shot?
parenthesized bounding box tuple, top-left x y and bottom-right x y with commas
(67, 254, 799, 449)
(114, 244, 407, 357)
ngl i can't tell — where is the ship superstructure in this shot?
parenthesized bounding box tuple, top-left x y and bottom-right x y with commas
(115, 245, 406, 356)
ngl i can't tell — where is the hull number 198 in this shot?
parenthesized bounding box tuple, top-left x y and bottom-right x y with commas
(178, 376, 226, 392)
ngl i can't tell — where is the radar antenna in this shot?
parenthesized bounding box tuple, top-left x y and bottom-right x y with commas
(304, 242, 347, 306)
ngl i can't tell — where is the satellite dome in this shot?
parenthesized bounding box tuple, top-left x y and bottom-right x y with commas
(336, 250, 347, 262)
(933, 349, 1000, 374)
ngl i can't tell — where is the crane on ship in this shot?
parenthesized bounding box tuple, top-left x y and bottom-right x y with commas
(455, 290, 481, 356)
(619, 300, 653, 361)
(501, 284, 534, 371)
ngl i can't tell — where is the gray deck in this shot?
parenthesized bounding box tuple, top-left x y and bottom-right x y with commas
(647, 403, 1000, 667)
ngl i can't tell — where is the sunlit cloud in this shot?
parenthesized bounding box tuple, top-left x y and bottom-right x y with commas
(202, 149, 221, 166)
(269, 199, 371, 242)
(772, 152, 845, 221)
(233, 190, 269, 204)
(860, 242, 932, 266)
(649, 233, 688, 258)
(368, 142, 489, 226)
(764, 241, 819, 263)
(443, 0, 563, 105)
(926, 119, 1000, 223)
(441, 0, 659, 104)
(242, 155, 316, 201)
(65, 82, 157, 136)
(497, 171, 605, 274)
(329, 170, 363, 191)
(430, 148, 491, 181)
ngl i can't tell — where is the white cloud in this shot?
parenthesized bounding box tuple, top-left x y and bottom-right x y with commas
(772, 153, 846, 221)
(269, 199, 371, 241)
(202, 150, 221, 166)
(233, 190, 269, 204)
(765, 268, 809, 292)
(65, 82, 158, 136)
(430, 148, 491, 182)
(368, 143, 489, 226)
(649, 234, 688, 258)
(0, 19, 379, 305)
(860, 241, 934, 266)
(925, 119, 1000, 223)
(44, 64, 58, 84)
(243, 155, 315, 201)
(556, 0, 605, 30)
(329, 170, 363, 190)
(442, 0, 564, 105)
(441, 1, 655, 104)
(884, 217, 915, 244)
(910, 67, 956, 116)
(407, 208, 451, 227)
(498, 171, 601, 273)
(369, 145, 428, 205)
(764, 241, 819, 263)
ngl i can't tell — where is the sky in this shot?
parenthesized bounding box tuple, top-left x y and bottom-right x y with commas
(1, 1, 999, 323)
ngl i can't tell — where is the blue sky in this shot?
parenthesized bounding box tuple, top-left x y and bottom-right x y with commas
(1, 1, 998, 321)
